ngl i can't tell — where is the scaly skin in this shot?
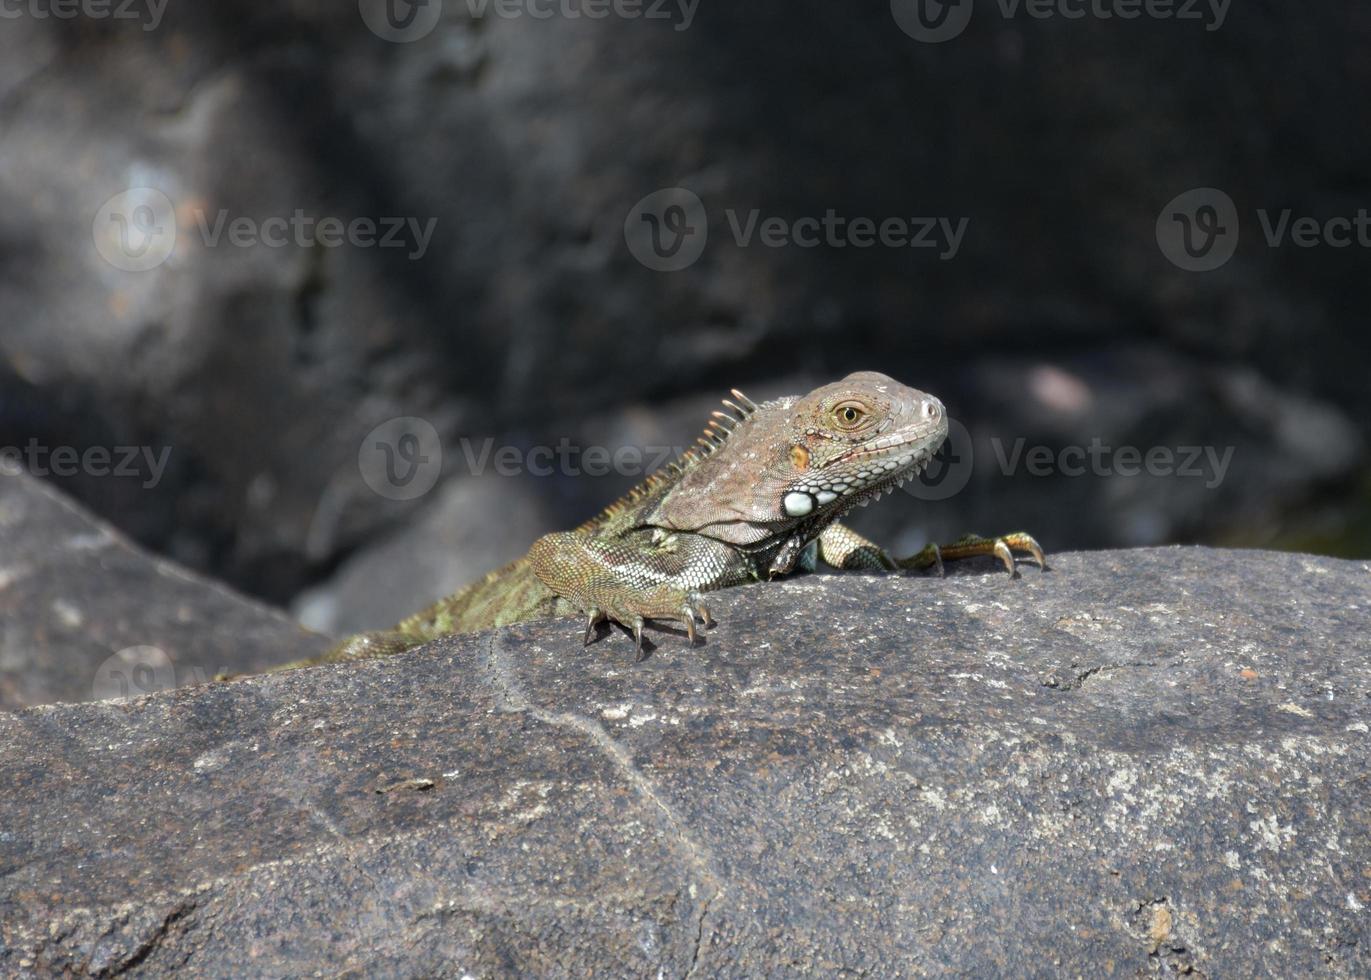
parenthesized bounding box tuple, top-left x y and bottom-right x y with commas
(272, 371, 1045, 670)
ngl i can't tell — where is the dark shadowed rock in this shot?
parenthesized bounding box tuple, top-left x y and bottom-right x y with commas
(0, 472, 328, 711)
(1, 547, 1369, 975)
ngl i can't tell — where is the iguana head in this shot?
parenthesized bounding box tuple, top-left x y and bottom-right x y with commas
(649, 371, 948, 546)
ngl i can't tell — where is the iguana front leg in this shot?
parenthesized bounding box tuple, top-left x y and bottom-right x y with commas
(528, 530, 732, 656)
(812, 523, 1048, 578)
(810, 523, 900, 571)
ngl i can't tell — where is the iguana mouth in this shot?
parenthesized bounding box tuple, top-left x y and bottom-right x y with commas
(843, 444, 938, 510)
(831, 424, 946, 466)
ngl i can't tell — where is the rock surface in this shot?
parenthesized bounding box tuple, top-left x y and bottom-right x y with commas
(0, 472, 328, 711)
(2, 547, 1369, 975)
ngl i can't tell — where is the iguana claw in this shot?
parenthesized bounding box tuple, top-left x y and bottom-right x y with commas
(679, 597, 714, 646)
(583, 609, 606, 646)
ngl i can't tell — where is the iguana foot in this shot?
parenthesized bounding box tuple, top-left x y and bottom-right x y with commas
(900, 532, 1048, 578)
(531, 530, 724, 657)
(582, 595, 714, 659)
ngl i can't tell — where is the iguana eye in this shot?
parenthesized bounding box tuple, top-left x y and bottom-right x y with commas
(833, 401, 867, 429)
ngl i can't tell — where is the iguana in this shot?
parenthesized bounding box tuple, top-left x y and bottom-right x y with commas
(283, 371, 1044, 668)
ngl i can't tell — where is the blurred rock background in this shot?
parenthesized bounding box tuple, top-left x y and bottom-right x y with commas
(0, 0, 1367, 635)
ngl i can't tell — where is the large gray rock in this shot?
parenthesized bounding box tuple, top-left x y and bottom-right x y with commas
(2, 548, 1368, 975)
(0, 472, 327, 711)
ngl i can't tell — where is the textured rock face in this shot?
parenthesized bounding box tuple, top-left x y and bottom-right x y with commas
(2, 548, 1368, 975)
(0, 472, 328, 711)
